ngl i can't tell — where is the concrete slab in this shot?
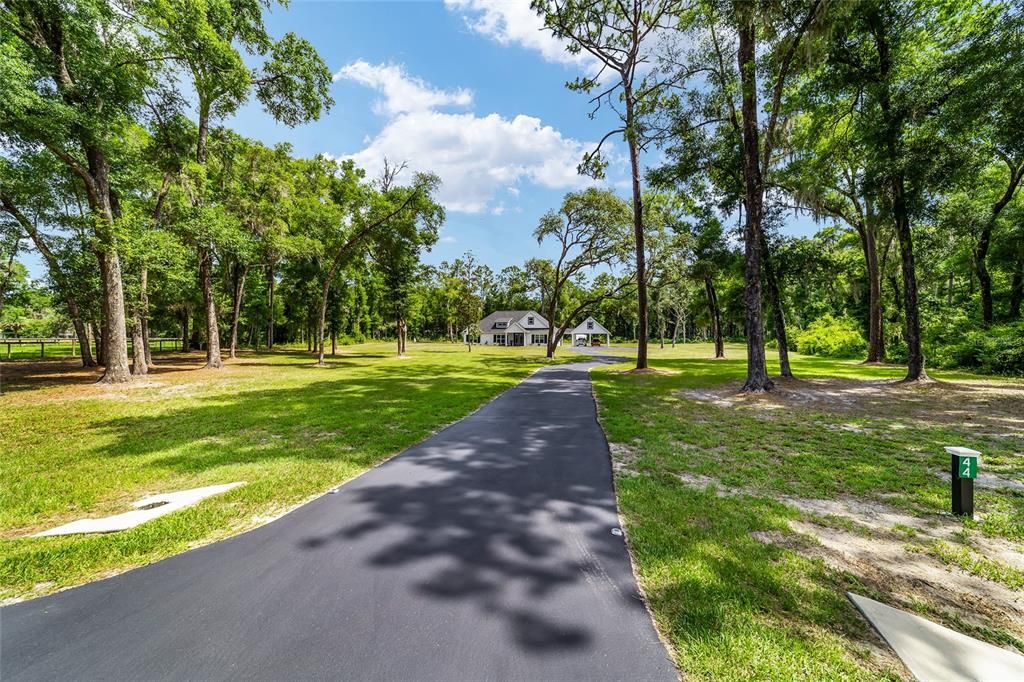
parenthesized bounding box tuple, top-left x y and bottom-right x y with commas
(32, 482, 245, 537)
(848, 592, 1024, 681)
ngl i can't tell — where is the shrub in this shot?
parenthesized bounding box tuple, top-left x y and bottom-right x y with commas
(929, 322, 1024, 376)
(795, 315, 868, 359)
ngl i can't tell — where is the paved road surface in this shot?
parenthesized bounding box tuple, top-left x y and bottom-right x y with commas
(1, 360, 675, 681)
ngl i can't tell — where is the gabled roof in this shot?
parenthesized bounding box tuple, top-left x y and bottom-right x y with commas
(571, 316, 610, 335)
(478, 311, 548, 333)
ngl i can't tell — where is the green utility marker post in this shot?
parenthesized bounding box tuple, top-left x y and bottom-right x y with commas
(945, 446, 980, 519)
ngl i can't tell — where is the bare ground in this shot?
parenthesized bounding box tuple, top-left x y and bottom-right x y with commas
(681, 376, 1024, 439)
(0, 350, 338, 404)
(678, 471, 1024, 652)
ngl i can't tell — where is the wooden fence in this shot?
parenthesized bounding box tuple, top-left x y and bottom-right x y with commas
(1, 337, 180, 359)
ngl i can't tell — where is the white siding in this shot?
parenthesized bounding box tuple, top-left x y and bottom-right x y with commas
(571, 317, 611, 336)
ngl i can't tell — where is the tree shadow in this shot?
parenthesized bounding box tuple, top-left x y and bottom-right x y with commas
(73, 359, 662, 663)
(284, 362, 657, 659)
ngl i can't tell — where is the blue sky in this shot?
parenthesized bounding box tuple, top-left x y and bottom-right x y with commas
(231, 0, 631, 272)
(20, 0, 822, 279)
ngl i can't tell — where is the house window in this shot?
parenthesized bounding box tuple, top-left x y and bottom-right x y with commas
(493, 334, 506, 346)
(527, 316, 535, 325)
(587, 320, 594, 330)
(495, 321, 507, 329)
(534, 334, 548, 345)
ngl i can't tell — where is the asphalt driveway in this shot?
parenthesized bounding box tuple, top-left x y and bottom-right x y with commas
(1, 359, 675, 681)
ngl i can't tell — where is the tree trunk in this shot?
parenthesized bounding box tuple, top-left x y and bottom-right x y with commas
(874, 17, 926, 381)
(889, 274, 902, 313)
(858, 206, 885, 362)
(200, 248, 222, 368)
(229, 263, 248, 359)
(92, 158, 130, 382)
(761, 237, 792, 378)
(267, 263, 275, 349)
(704, 276, 725, 359)
(141, 267, 153, 367)
(69, 301, 94, 368)
(623, 85, 648, 370)
(99, 249, 131, 382)
(97, 251, 109, 366)
(317, 276, 331, 366)
(1010, 250, 1023, 319)
(545, 300, 559, 359)
(131, 316, 147, 376)
(975, 231, 994, 327)
(181, 307, 189, 352)
(658, 299, 666, 349)
(738, 18, 772, 391)
(142, 284, 153, 368)
(92, 321, 103, 364)
(0, 240, 17, 317)
(893, 206, 926, 380)
(976, 163, 1024, 326)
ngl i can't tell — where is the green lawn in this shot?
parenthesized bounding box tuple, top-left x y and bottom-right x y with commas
(592, 343, 1024, 680)
(0, 342, 576, 601)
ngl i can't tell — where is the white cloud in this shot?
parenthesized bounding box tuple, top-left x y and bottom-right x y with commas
(333, 60, 473, 115)
(335, 61, 604, 214)
(343, 110, 593, 214)
(440, 234, 458, 244)
(444, 0, 598, 71)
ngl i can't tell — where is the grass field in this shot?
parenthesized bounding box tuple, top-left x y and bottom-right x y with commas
(592, 343, 1024, 680)
(0, 342, 576, 602)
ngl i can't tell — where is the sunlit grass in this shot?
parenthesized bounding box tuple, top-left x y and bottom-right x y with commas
(592, 342, 1024, 679)
(0, 342, 576, 601)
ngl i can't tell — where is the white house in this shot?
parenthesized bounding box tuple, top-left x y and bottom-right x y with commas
(564, 316, 612, 347)
(469, 311, 551, 346)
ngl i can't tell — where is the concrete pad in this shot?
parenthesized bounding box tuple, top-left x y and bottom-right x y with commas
(33, 482, 245, 537)
(848, 592, 1024, 681)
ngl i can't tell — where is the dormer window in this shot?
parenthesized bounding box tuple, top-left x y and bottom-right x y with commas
(587, 320, 594, 330)
(527, 316, 534, 325)
(495, 321, 507, 329)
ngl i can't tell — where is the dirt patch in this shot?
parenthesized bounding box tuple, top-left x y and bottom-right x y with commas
(677, 473, 1024, 647)
(679, 376, 1024, 436)
(0, 351, 293, 405)
(609, 442, 643, 475)
(780, 521, 1024, 642)
(622, 367, 675, 376)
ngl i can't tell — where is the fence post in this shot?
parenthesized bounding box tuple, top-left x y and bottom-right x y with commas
(40, 341, 45, 358)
